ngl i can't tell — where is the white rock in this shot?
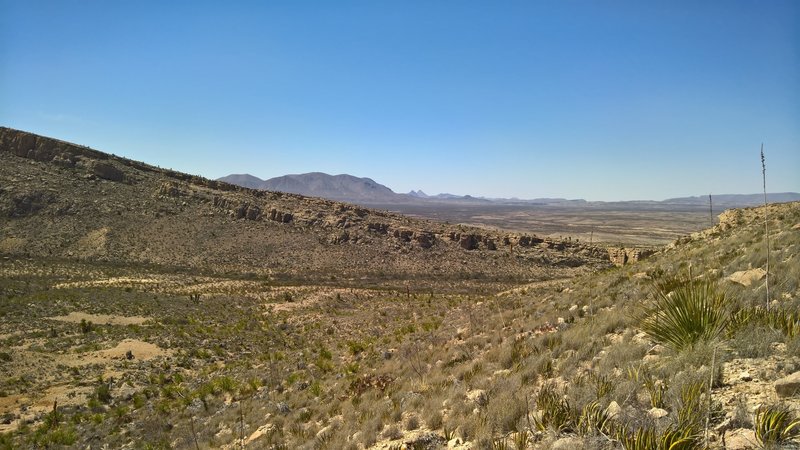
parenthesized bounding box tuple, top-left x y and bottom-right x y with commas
(648, 407, 668, 419)
(738, 371, 752, 382)
(606, 401, 621, 418)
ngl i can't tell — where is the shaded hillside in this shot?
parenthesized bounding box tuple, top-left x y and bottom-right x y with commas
(0, 127, 611, 287)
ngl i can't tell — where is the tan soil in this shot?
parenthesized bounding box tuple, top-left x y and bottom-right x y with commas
(48, 312, 151, 326)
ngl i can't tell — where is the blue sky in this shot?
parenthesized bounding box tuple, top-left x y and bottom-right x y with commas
(1, 1, 797, 201)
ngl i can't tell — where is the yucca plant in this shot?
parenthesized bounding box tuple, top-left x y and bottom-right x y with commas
(578, 401, 615, 436)
(676, 381, 705, 432)
(616, 424, 705, 450)
(533, 384, 575, 433)
(640, 280, 730, 351)
(754, 403, 800, 448)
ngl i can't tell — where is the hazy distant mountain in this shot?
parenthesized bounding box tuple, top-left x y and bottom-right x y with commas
(218, 172, 403, 203)
(407, 190, 428, 198)
(216, 173, 267, 190)
(664, 193, 800, 207)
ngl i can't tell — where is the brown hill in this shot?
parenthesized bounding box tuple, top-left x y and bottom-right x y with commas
(0, 127, 611, 289)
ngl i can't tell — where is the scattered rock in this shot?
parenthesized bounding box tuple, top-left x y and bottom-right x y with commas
(552, 436, 583, 450)
(276, 402, 290, 414)
(774, 371, 800, 397)
(447, 437, 464, 449)
(405, 432, 446, 450)
(648, 407, 668, 420)
(723, 428, 756, 450)
(492, 369, 511, 379)
(647, 344, 665, 356)
(738, 371, 752, 382)
(467, 389, 488, 407)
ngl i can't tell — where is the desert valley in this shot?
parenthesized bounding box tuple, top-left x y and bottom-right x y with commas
(0, 127, 799, 449)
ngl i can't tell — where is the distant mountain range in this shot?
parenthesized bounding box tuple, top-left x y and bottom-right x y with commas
(217, 172, 800, 208)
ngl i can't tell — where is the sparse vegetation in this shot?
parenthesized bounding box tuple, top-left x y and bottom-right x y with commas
(1, 129, 799, 448)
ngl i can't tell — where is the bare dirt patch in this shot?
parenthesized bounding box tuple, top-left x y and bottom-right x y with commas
(48, 312, 151, 326)
(61, 339, 170, 367)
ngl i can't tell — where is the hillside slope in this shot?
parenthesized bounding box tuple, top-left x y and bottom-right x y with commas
(0, 127, 610, 287)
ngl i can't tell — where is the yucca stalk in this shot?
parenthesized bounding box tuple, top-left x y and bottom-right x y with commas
(761, 144, 770, 310)
(708, 194, 713, 226)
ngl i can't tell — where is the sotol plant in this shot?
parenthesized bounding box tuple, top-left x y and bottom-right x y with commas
(640, 280, 730, 352)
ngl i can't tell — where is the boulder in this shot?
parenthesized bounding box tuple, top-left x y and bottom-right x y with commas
(459, 234, 479, 250)
(393, 229, 413, 242)
(89, 160, 124, 182)
(727, 269, 767, 287)
(775, 371, 800, 397)
(414, 231, 435, 249)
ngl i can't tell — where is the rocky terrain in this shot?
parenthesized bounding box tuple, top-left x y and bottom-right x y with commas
(0, 127, 799, 450)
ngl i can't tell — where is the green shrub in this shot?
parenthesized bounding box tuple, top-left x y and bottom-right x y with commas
(639, 280, 730, 351)
(96, 382, 112, 404)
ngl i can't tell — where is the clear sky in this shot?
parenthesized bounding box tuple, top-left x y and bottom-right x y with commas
(1, 1, 798, 201)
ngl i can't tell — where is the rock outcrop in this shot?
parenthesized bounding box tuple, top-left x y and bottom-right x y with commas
(607, 247, 656, 266)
